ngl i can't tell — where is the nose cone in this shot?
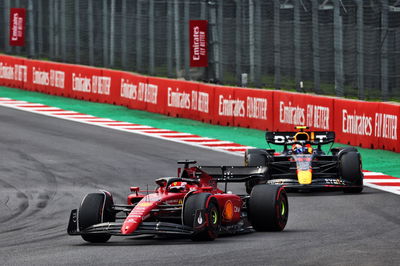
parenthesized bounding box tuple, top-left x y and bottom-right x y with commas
(121, 219, 140, 235)
(298, 170, 312, 185)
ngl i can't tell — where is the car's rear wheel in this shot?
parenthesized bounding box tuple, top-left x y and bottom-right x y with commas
(78, 192, 115, 243)
(340, 152, 363, 193)
(183, 193, 220, 241)
(248, 185, 288, 231)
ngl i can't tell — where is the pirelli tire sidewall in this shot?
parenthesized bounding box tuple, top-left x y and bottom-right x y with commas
(339, 150, 364, 192)
(183, 193, 220, 241)
(78, 191, 115, 243)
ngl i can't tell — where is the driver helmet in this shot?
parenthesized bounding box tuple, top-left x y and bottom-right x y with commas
(292, 144, 305, 154)
(168, 181, 187, 192)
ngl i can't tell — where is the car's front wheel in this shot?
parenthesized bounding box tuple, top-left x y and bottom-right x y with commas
(340, 152, 363, 193)
(183, 193, 220, 241)
(78, 192, 115, 243)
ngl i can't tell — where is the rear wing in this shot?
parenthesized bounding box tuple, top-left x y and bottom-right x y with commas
(265, 131, 335, 145)
(197, 166, 267, 183)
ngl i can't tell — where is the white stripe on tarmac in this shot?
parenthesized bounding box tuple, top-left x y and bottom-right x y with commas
(363, 172, 386, 176)
(364, 179, 400, 183)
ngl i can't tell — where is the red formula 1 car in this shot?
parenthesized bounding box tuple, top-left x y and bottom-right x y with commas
(67, 161, 288, 242)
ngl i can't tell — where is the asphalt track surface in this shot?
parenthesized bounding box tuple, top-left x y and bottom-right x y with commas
(0, 106, 399, 266)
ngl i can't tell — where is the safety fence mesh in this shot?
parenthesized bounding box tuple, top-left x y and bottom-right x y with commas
(0, 0, 399, 101)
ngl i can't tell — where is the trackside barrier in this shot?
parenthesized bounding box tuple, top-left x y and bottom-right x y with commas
(0, 54, 399, 152)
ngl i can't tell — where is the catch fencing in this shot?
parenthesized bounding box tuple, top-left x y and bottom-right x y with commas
(0, 0, 400, 100)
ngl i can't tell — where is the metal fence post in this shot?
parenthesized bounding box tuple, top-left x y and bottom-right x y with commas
(49, 0, 54, 58)
(294, 0, 301, 91)
(381, 0, 389, 100)
(54, 0, 60, 60)
(121, 0, 127, 69)
(273, 0, 281, 89)
(27, 0, 35, 58)
(210, 2, 220, 82)
(174, 0, 181, 77)
(254, 0, 261, 87)
(60, 0, 66, 61)
(312, 0, 320, 93)
(110, 0, 115, 67)
(103, 0, 109, 67)
(356, 0, 364, 99)
(136, 0, 142, 71)
(235, 0, 242, 85)
(333, 0, 344, 97)
(38, 0, 43, 57)
(149, 0, 155, 75)
(249, 0, 255, 84)
(74, 0, 80, 63)
(88, 0, 94, 65)
(167, 1, 173, 77)
(217, 0, 224, 83)
(184, 0, 190, 79)
(4, 0, 11, 53)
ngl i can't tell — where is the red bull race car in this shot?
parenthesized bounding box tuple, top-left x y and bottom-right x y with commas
(68, 161, 288, 243)
(244, 127, 363, 194)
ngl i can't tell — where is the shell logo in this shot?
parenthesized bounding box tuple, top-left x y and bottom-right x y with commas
(223, 200, 234, 221)
(138, 202, 153, 207)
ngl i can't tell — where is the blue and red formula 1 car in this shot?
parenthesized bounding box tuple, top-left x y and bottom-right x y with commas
(244, 126, 364, 194)
(68, 161, 288, 242)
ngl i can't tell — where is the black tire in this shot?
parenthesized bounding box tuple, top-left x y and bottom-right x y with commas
(245, 149, 270, 194)
(248, 185, 288, 231)
(340, 152, 363, 193)
(78, 192, 115, 243)
(183, 193, 220, 241)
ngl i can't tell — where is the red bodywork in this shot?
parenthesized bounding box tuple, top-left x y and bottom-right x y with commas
(121, 166, 242, 235)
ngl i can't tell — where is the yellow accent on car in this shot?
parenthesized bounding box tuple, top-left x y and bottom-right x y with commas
(295, 126, 309, 130)
(294, 132, 310, 141)
(298, 170, 312, 184)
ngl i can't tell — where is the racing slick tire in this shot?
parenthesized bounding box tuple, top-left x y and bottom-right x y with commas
(248, 185, 288, 231)
(340, 152, 363, 193)
(244, 149, 271, 194)
(78, 192, 115, 243)
(183, 193, 220, 241)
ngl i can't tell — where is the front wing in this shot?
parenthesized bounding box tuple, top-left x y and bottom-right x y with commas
(67, 209, 197, 237)
(266, 178, 361, 192)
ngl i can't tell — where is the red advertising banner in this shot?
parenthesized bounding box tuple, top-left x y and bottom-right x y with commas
(0, 54, 399, 153)
(189, 20, 208, 67)
(273, 91, 334, 132)
(9, 8, 26, 46)
(233, 88, 274, 130)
